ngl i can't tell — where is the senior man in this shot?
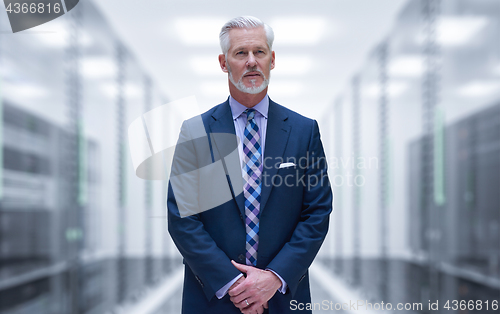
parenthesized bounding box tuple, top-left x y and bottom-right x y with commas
(167, 16, 332, 314)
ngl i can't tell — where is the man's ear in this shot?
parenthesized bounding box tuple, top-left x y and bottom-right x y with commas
(219, 54, 228, 73)
(270, 51, 276, 70)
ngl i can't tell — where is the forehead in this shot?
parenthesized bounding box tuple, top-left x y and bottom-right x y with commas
(228, 27, 268, 51)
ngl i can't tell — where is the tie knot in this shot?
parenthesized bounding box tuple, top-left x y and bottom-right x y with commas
(246, 109, 256, 121)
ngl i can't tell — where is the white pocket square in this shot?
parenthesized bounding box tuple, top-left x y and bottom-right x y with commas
(279, 162, 296, 169)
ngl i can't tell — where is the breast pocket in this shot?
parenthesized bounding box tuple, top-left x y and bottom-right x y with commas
(270, 166, 304, 189)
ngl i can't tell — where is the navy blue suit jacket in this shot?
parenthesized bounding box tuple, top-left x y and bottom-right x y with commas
(167, 98, 332, 314)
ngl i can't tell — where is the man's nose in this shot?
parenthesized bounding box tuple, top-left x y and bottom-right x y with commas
(246, 52, 257, 67)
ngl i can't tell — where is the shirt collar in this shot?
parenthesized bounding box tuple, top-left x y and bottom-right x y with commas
(229, 94, 269, 120)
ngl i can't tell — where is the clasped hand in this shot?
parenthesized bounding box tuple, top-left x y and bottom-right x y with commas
(228, 260, 282, 314)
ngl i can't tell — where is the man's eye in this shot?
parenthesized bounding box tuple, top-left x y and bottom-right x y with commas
(236, 51, 245, 55)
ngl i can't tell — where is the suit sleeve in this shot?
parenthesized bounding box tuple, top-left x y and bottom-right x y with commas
(265, 119, 333, 297)
(167, 120, 241, 301)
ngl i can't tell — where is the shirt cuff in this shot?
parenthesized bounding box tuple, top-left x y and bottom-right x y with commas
(215, 273, 244, 299)
(266, 268, 287, 294)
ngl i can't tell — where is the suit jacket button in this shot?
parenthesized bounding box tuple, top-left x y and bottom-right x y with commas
(238, 254, 245, 262)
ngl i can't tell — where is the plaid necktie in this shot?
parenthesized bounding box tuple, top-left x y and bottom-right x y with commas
(243, 109, 262, 266)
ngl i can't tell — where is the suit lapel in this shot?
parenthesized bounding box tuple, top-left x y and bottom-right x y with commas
(208, 100, 246, 217)
(207, 98, 291, 216)
(260, 99, 291, 213)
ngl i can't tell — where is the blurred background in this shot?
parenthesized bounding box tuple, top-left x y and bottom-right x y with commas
(0, 0, 498, 313)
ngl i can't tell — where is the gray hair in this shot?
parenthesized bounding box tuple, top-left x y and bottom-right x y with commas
(219, 16, 274, 56)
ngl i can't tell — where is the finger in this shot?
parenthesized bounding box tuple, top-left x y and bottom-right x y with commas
(228, 278, 251, 297)
(242, 299, 253, 310)
(230, 291, 244, 303)
(234, 293, 255, 306)
(241, 303, 253, 314)
(228, 276, 244, 292)
(230, 290, 251, 305)
(247, 303, 262, 314)
(231, 260, 250, 273)
(228, 285, 245, 297)
(263, 301, 268, 309)
(233, 300, 247, 311)
(232, 297, 252, 311)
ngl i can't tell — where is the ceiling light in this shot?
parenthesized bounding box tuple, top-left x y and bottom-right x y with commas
(33, 19, 92, 48)
(438, 16, 488, 46)
(2, 81, 48, 100)
(363, 82, 408, 98)
(174, 18, 226, 46)
(270, 17, 327, 45)
(81, 57, 117, 79)
(34, 32, 68, 48)
(272, 56, 313, 75)
(190, 57, 223, 76)
(101, 83, 143, 98)
(200, 81, 229, 98)
(101, 83, 117, 98)
(32, 19, 68, 47)
(269, 81, 304, 97)
(417, 16, 488, 47)
(458, 80, 500, 97)
(124, 83, 142, 98)
(389, 56, 424, 77)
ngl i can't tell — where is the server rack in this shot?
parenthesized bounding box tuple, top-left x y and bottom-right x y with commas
(0, 1, 177, 313)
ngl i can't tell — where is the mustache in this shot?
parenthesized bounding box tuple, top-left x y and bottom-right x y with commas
(243, 67, 265, 77)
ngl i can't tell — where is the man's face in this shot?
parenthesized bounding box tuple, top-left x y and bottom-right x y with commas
(219, 27, 275, 94)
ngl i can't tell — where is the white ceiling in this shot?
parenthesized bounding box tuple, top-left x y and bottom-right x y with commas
(92, 0, 409, 120)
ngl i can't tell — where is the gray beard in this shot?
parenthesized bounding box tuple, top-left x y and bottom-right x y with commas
(228, 65, 270, 94)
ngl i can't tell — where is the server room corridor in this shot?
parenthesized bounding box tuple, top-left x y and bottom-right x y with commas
(0, 0, 499, 313)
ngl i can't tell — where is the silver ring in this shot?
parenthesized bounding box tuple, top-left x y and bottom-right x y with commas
(245, 299, 249, 306)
